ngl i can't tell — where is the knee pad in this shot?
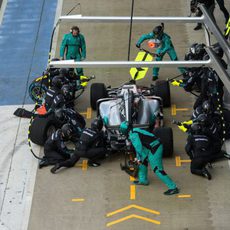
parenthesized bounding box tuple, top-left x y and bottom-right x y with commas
(159, 170, 167, 176)
(143, 159, 148, 166)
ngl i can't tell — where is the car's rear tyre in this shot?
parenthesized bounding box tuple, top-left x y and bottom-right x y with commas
(90, 83, 108, 110)
(154, 80, 171, 108)
(29, 114, 56, 146)
(153, 127, 173, 157)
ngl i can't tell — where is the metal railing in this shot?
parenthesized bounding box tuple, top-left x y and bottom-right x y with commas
(49, 4, 230, 91)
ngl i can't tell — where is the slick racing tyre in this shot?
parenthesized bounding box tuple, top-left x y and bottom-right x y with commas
(153, 127, 173, 157)
(154, 80, 171, 108)
(29, 81, 48, 104)
(90, 83, 108, 110)
(29, 114, 56, 146)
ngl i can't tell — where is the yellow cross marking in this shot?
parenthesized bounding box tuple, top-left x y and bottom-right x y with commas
(171, 104, 189, 116)
(177, 195, 192, 198)
(82, 160, 88, 170)
(130, 176, 135, 181)
(130, 185, 136, 200)
(106, 214, 160, 227)
(175, 156, 191, 167)
(75, 160, 88, 170)
(72, 198, 85, 202)
(80, 107, 92, 119)
(86, 107, 92, 119)
(106, 204, 160, 217)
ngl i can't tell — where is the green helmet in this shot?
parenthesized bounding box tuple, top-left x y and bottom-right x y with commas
(119, 121, 129, 135)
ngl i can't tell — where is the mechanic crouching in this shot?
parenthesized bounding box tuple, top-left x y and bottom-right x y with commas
(39, 123, 75, 168)
(119, 121, 179, 196)
(50, 118, 106, 173)
(54, 107, 86, 141)
(185, 122, 213, 180)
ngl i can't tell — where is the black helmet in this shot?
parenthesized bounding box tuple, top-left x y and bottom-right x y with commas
(190, 122, 201, 133)
(202, 100, 211, 113)
(51, 76, 63, 89)
(184, 52, 194, 61)
(212, 43, 224, 59)
(55, 108, 65, 120)
(67, 68, 75, 78)
(59, 68, 68, 77)
(190, 43, 206, 59)
(190, 43, 198, 54)
(91, 117, 103, 131)
(61, 123, 74, 140)
(60, 68, 76, 79)
(196, 113, 207, 124)
(153, 23, 164, 38)
(61, 84, 74, 100)
(48, 59, 60, 77)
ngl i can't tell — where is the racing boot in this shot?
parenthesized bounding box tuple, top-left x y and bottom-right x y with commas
(194, 23, 202, 31)
(152, 76, 158, 81)
(88, 160, 101, 167)
(39, 158, 49, 169)
(223, 151, 230, 160)
(164, 187, 179, 195)
(50, 163, 61, 174)
(133, 164, 149, 185)
(202, 168, 212, 180)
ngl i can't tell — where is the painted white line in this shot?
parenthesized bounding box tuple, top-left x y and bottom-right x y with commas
(0, 0, 8, 25)
(224, 140, 230, 168)
(50, 0, 63, 59)
(0, 105, 39, 230)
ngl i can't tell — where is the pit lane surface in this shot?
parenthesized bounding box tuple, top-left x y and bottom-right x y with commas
(1, 0, 230, 229)
(0, 0, 57, 229)
(28, 0, 230, 229)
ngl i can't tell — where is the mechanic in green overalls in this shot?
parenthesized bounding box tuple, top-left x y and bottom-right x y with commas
(136, 23, 185, 81)
(120, 121, 179, 195)
(60, 26, 86, 76)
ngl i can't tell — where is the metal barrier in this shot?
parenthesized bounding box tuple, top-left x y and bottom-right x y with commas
(49, 4, 230, 91)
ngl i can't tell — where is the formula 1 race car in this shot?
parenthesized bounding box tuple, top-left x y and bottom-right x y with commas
(90, 80, 173, 158)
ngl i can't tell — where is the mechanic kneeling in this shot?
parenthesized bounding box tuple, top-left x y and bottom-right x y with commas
(50, 118, 106, 173)
(39, 123, 75, 169)
(120, 121, 179, 196)
(185, 122, 213, 180)
(54, 107, 86, 141)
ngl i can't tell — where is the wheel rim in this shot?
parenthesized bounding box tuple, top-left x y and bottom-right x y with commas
(46, 125, 56, 139)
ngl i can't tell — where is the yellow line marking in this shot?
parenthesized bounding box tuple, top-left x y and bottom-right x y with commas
(177, 195, 192, 198)
(106, 204, 160, 217)
(175, 156, 181, 167)
(176, 108, 189, 111)
(82, 160, 88, 170)
(106, 214, 160, 227)
(72, 198, 85, 202)
(171, 104, 176, 116)
(175, 156, 191, 167)
(86, 107, 92, 119)
(171, 104, 189, 116)
(80, 107, 92, 119)
(130, 185, 136, 200)
(180, 159, 191, 163)
(130, 176, 135, 181)
(80, 112, 87, 116)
